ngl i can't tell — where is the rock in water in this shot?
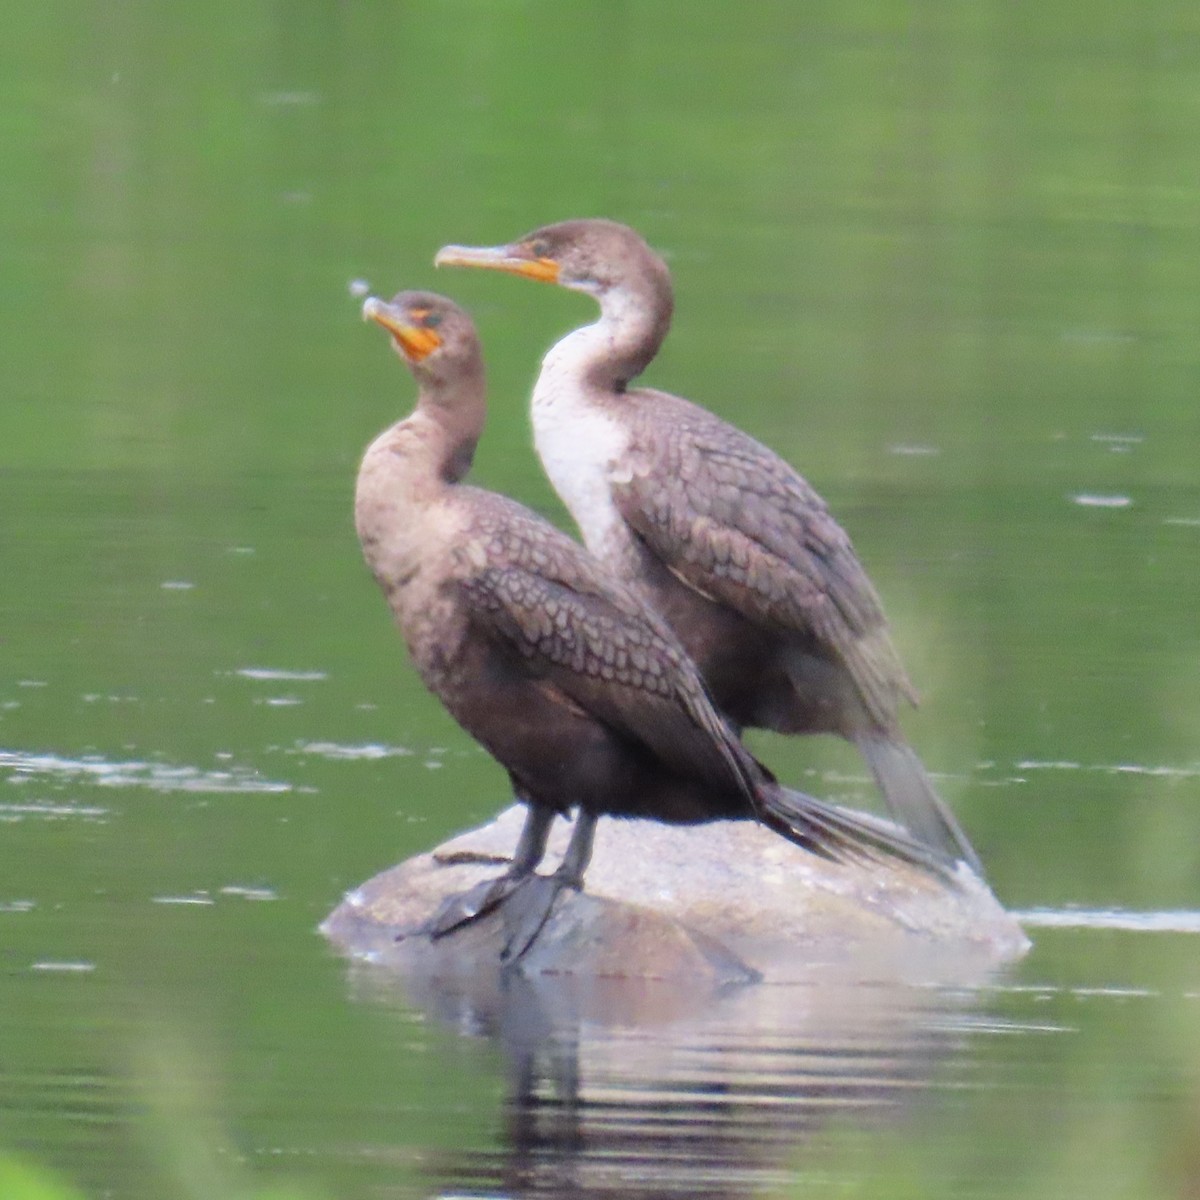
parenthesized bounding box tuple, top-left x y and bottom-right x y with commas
(321, 806, 1028, 984)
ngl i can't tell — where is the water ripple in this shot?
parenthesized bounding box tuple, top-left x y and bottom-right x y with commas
(1016, 907, 1200, 933)
(0, 749, 291, 794)
(1070, 493, 1132, 508)
(0, 800, 110, 822)
(291, 741, 413, 761)
(233, 668, 329, 682)
(1014, 759, 1200, 779)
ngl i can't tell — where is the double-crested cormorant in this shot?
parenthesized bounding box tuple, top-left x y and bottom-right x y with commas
(357, 289, 954, 962)
(435, 220, 983, 875)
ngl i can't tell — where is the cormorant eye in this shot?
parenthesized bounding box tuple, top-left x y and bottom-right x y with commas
(529, 239, 552, 258)
(424, 312, 443, 328)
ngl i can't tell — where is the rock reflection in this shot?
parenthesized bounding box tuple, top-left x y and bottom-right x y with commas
(346, 958, 994, 1199)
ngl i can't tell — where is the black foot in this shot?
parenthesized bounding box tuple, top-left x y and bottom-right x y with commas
(499, 872, 579, 965)
(418, 872, 530, 940)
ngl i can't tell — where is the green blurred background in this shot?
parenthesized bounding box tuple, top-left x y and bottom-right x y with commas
(2, 2, 1198, 1197)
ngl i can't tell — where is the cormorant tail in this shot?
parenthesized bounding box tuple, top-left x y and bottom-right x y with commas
(758, 782, 964, 888)
(856, 736, 984, 878)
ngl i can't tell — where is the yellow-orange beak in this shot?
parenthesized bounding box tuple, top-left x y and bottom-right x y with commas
(435, 243, 560, 285)
(362, 297, 442, 362)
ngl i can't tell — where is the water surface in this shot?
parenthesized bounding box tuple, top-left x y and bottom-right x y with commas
(3, 2, 1199, 1197)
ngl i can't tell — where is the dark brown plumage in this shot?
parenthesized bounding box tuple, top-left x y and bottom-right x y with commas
(356, 290, 956, 961)
(436, 221, 983, 875)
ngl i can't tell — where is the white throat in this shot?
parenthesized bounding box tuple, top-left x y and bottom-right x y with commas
(530, 320, 631, 558)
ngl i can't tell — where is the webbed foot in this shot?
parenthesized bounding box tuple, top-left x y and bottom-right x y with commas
(419, 871, 530, 940)
(499, 871, 580, 965)
(409, 808, 595, 964)
(412, 804, 558, 942)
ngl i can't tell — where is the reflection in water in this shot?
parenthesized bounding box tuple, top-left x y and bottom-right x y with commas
(348, 962, 998, 1199)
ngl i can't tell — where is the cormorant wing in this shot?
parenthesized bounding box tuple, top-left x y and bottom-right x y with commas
(453, 507, 761, 806)
(611, 392, 917, 729)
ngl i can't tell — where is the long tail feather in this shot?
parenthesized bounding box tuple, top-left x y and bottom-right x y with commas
(856, 736, 984, 877)
(758, 783, 964, 887)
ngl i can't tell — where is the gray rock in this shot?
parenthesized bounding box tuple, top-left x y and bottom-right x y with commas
(321, 805, 1029, 984)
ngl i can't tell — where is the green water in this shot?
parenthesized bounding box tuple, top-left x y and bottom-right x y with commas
(3, 3, 1199, 1197)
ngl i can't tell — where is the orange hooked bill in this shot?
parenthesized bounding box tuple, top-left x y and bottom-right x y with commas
(363, 299, 442, 361)
(435, 244, 561, 285)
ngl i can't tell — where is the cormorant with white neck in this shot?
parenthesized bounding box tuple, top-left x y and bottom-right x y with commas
(435, 221, 983, 876)
(356, 289, 957, 963)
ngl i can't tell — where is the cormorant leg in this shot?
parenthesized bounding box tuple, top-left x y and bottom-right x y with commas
(500, 810, 598, 964)
(509, 802, 558, 874)
(554, 807, 597, 889)
(419, 804, 555, 940)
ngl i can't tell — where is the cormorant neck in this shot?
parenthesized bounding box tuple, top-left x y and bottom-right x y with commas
(358, 367, 485, 513)
(559, 268, 674, 393)
(354, 363, 485, 604)
(416, 364, 486, 483)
